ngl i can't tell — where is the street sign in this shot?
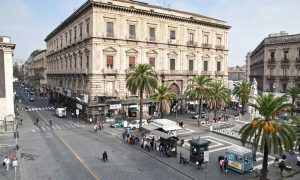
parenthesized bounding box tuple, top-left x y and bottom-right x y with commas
(204, 151, 209, 162)
(13, 160, 18, 167)
(13, 132, 19, 139)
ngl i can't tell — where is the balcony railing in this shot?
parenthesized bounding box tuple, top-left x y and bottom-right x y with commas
(267, 58, 276, 64)
(128, 35, 136, 40)
(215, 45, 225, 50)
(294, 76, 300, 81)
(106, 32, 114, 38)
(267, 75, 276, 80)
(202, 43, 212, 49)
(148, 37, 156, 42)
(280, 76, 289, 80)
(168, 39, 177, 44)
(102, 68, 118, 75)
(187, 41, 198, 46)
(215, 71, 225, 75)
(159, 70, 198, 75)
(202, 71, 212, 75)
(281, 58, 290, 64)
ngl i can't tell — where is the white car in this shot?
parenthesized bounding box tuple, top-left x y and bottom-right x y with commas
(128, 119, 148, 130)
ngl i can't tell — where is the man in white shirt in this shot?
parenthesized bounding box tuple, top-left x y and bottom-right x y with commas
(3, 156, 10, 171)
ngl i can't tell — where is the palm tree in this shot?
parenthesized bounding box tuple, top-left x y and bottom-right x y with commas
(233, 80, 251, 115)
(291, 116, 300, 149)
(185, 75, 212, 119)
(286, 87, 300, 115)
(126, 64, 158, 131)
(239, 93, 295, 180)
(151, 84, 177, 118)
(209, 81, 230, 118)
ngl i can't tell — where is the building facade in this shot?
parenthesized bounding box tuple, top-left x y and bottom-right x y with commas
(245, 52, 251, 81)
(250, 32, 300, 92)
(44, 0, 230, 118)
(0, 36, 16, 133)
(24, 50, 47, 95)
(228, 65, 246, 81)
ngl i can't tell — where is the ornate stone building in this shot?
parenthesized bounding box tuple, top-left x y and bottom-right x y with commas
(45, 0, 230, 118)
(250, 31, 300, 92)
(0, 36, 16, 133)
(24, 50, 47, 95)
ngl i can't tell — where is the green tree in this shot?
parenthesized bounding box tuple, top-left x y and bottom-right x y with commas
(13, 63, 19, 78)
(291, 116, 300, 147)
(233, 80, 250, 115)
(151, 84, 176, 118)
(209, 81, 230, 118)
(185, 75, 212, 119)
(239, 94, 295, 180)
(286, 87, 300, 115)
(126, 64, 158, 131)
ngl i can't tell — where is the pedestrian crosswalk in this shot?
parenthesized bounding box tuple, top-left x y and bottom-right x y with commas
(24, 106, 55, 112)
(32, 123, 85, 132)
(177, 127, 195, 136)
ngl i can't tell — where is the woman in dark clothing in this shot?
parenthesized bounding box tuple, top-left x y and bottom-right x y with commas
(103, 151, 108, 162)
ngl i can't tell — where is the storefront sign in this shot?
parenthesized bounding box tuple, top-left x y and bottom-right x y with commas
(229, 160, 241, 170)
(76, 103, 82, 110)
(109, 104, 122, 110)
(204, 151, 209, 162)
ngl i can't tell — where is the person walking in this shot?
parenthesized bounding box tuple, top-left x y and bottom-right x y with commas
(103, 151, 108, 162)
(279, 160, 286, 177)
(89, 117, 93, 124)
(224, 158, 228, 173)
(98, 121, 102, 130)
(4, 156, 10, 171)
(93, 125, 97, 133)
(219, 159, 224, 172)
(196, 160, 203, 170)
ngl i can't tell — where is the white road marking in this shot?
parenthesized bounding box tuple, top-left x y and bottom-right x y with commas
(41, 127, 46, 131)
(32, 129, 36, 132)
(46, 126, 51, 130)
(253, 160, 274, 170)
(28, 109, 31, 111)
(73, 123, 80, 127)
(208, 146, 230, 153)
(185, 128, 195, 132)
(69, 124, 76, 128)
(52, 126, 56, 130)
(177, 131, 194, 135)
(255, 157, 263, 162)
(65, 124, 71, 128)
(38, 108, 41, 110)
(35, 127, 40, 132)
(56, 125, 61, 130)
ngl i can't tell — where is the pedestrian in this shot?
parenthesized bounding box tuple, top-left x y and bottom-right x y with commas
(4, 156, 10, 171)
(196, 160, 203, 170)
(98, 121, 102, 130)
(219, 159, 224, 172)
(224, 158, 228, 173)
(89, 117, 92, 124)
(279, 160, 286, 177)
(159, 145, 163, 157)
(93, 125, 97, 133)
(103, 151, 108, 162)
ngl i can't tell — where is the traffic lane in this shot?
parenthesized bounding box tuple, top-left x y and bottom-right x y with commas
(59, 128, 192, 180)
(20, 128, 95, 180)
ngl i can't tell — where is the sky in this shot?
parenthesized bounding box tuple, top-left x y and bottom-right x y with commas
(1, 0, 300, 66)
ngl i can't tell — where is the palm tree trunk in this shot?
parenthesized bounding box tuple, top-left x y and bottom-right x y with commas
(198, 97, 202, 119)
(160, 100, 163, 118)
(139, 89, 143, 131)
(260, 141, 269, 180)
(291, 99, 295, 116)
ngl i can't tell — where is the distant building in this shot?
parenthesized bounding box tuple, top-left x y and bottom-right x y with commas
(245, 52, 251, 81)
(0, 36, 16, 133)
(228, 65, 246, 81)
(249, 31, 300, 92)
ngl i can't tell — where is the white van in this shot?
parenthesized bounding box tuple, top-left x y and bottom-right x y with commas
(55, 108, 66, 117)
(128, 119, 148, 130)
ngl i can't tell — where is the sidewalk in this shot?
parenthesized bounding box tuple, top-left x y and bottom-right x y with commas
(0, 133, 22, 180)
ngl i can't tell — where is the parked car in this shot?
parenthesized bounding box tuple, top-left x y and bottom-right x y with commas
(187, 110, 197, 115)
(192, 111, 207, 119)
(128, 119, 148, 130)
(110, 121, 124, 128)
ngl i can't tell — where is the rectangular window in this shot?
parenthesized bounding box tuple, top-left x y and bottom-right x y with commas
(270, 52, 275, 60)
(284, 51, 288, 61)
(270, 67, 273, 75)
(203, 35, 208, 44)
(204, 61, 208, 71)
(217, 62, 221, 71)
(129, 56, 135, 68)
(106, 81, 113, 93)
(60, 36, 62, 48)
(69, 29, 72, 44)
(65, 59, 67, 69)
(283, 68, 288, 76)
(149, 27, 156, 41)
(80, 56, 82, 69)
(170, 59, 175, 70)
(170, 30, 176, 40)
(107, 22, 114, 37)
(149, 58, 155, 67)
(282, 84, 287, 92)
(86, 21, 90, 36)
(216, 37, 221, 46)
(188, 33, 194, 43)
(74, 26, 77, 42)
(86, 55, 89, 69)
(107, 55, 113, 68)
(129, 25, 136, 39)
(74, 56, 77, 69)
(65, 33, 68, 45)
(269, 83, 273, 91)
(189, 60, 193, 71)
(79, 24, 83, 40)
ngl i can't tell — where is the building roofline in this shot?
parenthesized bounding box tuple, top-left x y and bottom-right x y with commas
(45, 0, 230, 42)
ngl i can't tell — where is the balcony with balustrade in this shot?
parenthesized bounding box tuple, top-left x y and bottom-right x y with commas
(201, 71, 212, 75)
(267, 58, 276, 65)
(202, 43, 212, 49)
(102, 68, 118, 75)
(186, 41, 198, 47)
(215, 71, 225, 76)
(215, 45, 225, 50)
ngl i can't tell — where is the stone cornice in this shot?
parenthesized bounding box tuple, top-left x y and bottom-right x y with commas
(0, 43, 16, 50)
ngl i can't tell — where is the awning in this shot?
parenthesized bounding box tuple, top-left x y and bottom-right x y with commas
(129, 108, 138, 112)
(151, 130, 172, 139)
(142, 124, 159, 131)
(162, 125, 182, 131)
